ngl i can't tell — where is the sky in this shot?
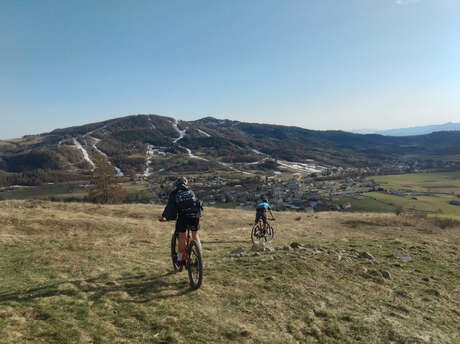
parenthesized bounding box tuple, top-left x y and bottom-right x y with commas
(1, 0, 459, 139)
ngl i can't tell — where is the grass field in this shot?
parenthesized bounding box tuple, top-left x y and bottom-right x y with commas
(361, 172, 460, 219)
(371, 172, 460, 195)
(334, 196, 397, 213)
(0, 182, 152, 203)
(0, 201, 459, 343)
(0, 183, 88, 201)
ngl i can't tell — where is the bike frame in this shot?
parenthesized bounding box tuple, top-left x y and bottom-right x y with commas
(177, 228, 193, 262)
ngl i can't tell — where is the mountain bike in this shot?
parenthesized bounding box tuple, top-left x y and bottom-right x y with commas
(251, 218, 275, 245)
(171, 227, 203, 289)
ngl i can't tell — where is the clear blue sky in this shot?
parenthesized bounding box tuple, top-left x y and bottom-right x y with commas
(1, 0, 459, 139)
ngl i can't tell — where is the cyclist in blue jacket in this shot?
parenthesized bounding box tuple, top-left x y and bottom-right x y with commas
(255, 198, 275, 231)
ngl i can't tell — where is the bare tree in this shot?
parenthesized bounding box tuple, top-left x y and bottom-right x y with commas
(88, 156, 125, 204)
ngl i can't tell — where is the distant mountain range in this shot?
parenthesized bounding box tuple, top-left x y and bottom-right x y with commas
(1, 114, 460, 186)
(354, 122, 460, 136)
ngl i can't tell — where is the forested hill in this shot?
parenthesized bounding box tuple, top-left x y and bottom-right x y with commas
(1, 114, 460, 186)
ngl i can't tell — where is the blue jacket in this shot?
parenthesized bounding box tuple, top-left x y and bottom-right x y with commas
(256, 202, 271, 210)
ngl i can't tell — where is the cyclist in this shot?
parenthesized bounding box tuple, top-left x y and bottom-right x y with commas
(255, 198, 275, 232)
(159, 177, 203, 265)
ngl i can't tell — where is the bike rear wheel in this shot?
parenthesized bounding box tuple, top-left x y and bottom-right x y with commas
(186, 240, 203, 289)
(170, 232, 182, 272)
(251, 223, 265, 244)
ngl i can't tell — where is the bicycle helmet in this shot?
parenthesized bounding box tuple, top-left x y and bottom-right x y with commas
(262, 198, 268, 203)
(175, 177, 188, 187)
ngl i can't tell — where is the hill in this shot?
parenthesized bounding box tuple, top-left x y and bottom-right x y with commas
(0, 200, 459, 343)
(2, 114, 460, 187)
(355, 122, 460, 137)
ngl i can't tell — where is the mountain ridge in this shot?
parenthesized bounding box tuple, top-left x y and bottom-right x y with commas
(354, 122, 460, 136)
(1, 114, 460, 186)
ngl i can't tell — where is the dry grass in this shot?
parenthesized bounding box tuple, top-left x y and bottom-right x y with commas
(0, 200, 459, 343)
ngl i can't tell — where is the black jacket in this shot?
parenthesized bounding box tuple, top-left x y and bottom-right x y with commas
(162, 186, 202, 221)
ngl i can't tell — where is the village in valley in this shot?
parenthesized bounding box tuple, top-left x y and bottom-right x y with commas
(145, 161, 420, 213)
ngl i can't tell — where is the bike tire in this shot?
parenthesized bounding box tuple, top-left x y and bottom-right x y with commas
(251, 224, 263, 245)
(267, 224, 275, 241)
(170, 232, 182, 272)
(186, 240, 203, 289)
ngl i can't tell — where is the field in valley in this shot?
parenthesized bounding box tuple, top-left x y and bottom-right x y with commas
(0, 201, 459, 343)
(0, 183, 152, 204)
(366, 172, 460, 219)
(372, 172, 460, 194)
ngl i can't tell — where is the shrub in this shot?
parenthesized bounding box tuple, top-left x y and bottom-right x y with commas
(88, 156, 125, 204)
(430, 217, 460, 229)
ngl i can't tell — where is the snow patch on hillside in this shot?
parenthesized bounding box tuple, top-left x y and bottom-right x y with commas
(143, 144, 170, 176)
(246, 158, 268, 165)
(88, 137, 124, 176)
(82, 125, 107, 138)
(182, 147, 208, 161)
(246, 148, 324, 174)
(197, 129, 211, 137)
(114, 167, 124, 177)
(252, 149, 265, 155)
(219, 162, 252, 175)
(90, 139, 106, 157)
(170, 120, 208, 160)
(148, 117, 156, 130)
(152, 148, 167, 156)
(144, 144, 155, 177)
(73, 138, 95, 170)
(276, 161, 324, 174)
(172, 120, 186, 143)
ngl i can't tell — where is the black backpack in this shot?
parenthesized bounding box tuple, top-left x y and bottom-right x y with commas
(175, 187, 202, 217)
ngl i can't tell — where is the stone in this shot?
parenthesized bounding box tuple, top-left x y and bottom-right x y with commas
(358, 251, 375, 260)
(381, 271, 391, 279)
(290, 242, 303, 249)
(230, 247, 245, 255)
(251, 243, 263, 252)
(240, 330, 250, 337)
(251, 242, 274, 252)
(394, 253, 413, 262)
(343, 202, 352, 210)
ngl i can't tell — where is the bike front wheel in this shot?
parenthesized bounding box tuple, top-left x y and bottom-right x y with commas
(170, 232, 182, 272)
(186, 240, 203, 289)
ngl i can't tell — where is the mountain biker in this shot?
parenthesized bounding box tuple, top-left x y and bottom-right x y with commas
(159, 177, 203, 265)
(255, 198, 275, 231)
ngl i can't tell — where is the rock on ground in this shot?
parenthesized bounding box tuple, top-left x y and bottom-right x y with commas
(358, 251, 375, 260)
(381, 270, 391, 279)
